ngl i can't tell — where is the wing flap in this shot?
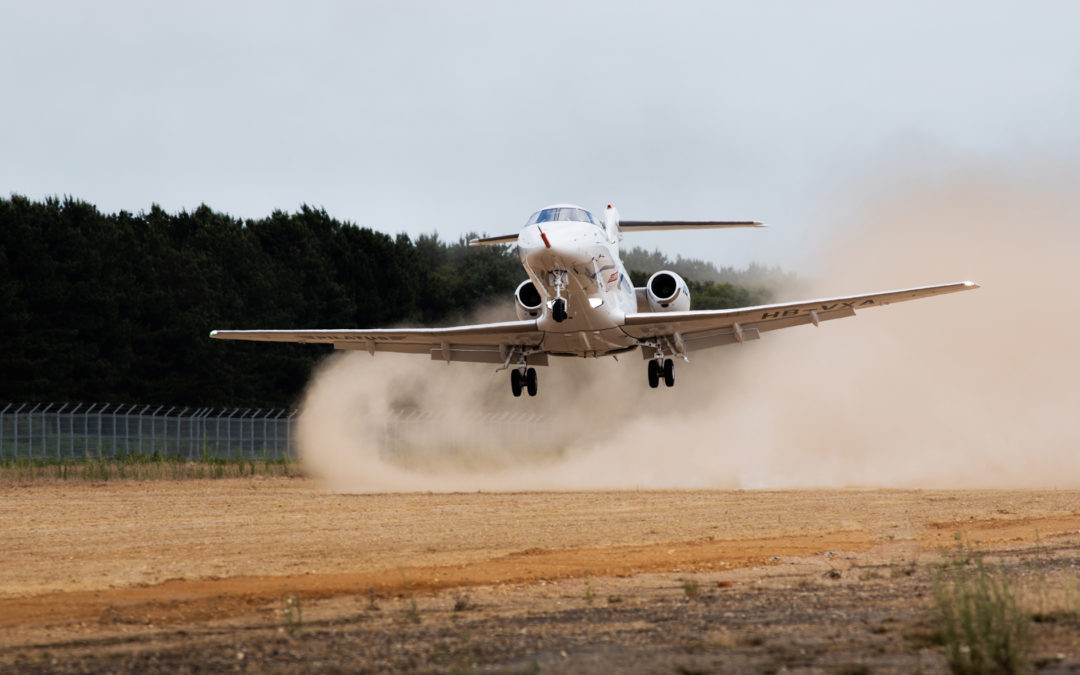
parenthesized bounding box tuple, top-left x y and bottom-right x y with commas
(428, 347, 549, 366)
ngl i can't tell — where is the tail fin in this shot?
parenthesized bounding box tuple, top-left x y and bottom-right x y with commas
(603, 204, 620, 243)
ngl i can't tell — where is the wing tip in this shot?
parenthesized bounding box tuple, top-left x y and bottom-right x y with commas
(962, 280, 980, 289)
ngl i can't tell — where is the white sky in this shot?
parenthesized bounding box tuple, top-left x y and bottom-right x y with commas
(2, 1, 1078, 269)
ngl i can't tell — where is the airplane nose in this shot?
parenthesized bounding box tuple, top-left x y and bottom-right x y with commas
(521, 225, 592, 268)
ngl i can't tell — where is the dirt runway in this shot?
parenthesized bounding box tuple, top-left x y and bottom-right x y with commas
(2, 479, 1079, 672)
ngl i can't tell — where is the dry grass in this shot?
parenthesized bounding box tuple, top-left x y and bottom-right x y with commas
(0, 455, 302, 482)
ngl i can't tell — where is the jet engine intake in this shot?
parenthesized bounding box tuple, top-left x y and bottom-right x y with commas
(645, 270, 691, 312)
(515, 280, 544, 319)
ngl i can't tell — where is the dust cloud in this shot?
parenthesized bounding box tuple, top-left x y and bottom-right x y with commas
(299, 152, 1080, 491)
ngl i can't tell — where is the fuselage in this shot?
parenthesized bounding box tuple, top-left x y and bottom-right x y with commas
(516, 205, 640, 357)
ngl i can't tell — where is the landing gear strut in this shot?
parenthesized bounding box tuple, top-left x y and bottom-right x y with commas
(549, 270, 568, 323)
(647, 358, 675, 388)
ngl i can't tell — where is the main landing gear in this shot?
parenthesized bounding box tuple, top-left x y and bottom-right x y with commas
(647, 358, 675, 388)
(511, 367, 538, 397)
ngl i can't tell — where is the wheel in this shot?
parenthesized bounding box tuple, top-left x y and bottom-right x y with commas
(511, 369, 523, 397)
(663, 358, 674, 387)
(647, 360, 660, 388)
(552, 299, 567, 322)
(525, 368, 537, 396)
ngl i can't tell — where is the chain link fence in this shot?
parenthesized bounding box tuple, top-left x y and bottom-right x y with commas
(1, 404, 561, 464)
(0, 403, 297, 461)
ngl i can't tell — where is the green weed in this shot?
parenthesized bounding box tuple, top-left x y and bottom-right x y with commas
(682, 578, 701, 598)
(282, 594, 303, 635)
(583, 574, 595, 605)
(401, 577, 420, 624)
(932, 536, 1030, 675)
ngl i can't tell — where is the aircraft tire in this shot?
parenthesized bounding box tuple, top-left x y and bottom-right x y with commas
(552, 299, 567, 322)
(663, 359, 675, 387)
(511, 369, 523, 397)
(525, 368, 537, 396)
(648, 360, 660, 388)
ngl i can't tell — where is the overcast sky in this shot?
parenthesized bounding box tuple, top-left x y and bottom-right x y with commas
(3, 1, 1078, 269)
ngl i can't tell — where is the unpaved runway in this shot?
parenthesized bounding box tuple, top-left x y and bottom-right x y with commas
(2, 479, 1079, 672)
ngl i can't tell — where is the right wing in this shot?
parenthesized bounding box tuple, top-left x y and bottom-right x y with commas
(210, 319, 546, 365)
(621, 281, 979, 353)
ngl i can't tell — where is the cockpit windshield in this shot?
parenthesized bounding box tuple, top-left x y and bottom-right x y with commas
(526, 207, 598, 227)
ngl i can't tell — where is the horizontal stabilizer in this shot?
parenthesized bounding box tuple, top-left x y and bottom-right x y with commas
(468, 234, 517, 247)
(619, 221, 765, 231)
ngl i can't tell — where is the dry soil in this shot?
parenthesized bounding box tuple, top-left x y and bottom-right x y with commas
(2, 479, 1079, 673)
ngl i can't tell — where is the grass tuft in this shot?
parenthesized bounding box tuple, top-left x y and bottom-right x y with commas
(682, 579, 701, 598)
(932, 536, 1030, 675)
(282, 594, 303, 635)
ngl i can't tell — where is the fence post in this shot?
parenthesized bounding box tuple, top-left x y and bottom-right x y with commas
(186, 408, 201, 460)
(164, 407, 177, 456)
(26, 403, 41, 459)
(272, 410, 284, 458)
(195, 409, 209, 459)
(109, 404, 118, 459)
(82, 403, 94, 459)
(13, 401, 26, 460)
(97, 403, 107, 459)
(262, 410, 270, 459)
(67, 403, 83, 460)
(41, 403, 58, 460)
(173, 407, 185, 458)
(0, 403, 10, 459)
(121, 405, 136, 456)
(230, 410, 239, 458)
(136, 405, 146, 455)
(201, 409, 210, 457)
(286, 410, 297, 460)
(53, 403, 68, 460)
(196, 409, 205, 458)
(15, 403, 26, 460)
(250, 409, 262, 459)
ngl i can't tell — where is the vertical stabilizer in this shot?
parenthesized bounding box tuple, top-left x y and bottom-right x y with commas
(603, 204, 620, 245)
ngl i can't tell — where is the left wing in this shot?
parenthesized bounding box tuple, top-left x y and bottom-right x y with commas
(622, 281, 979, 353)
(210, 319, 546, 365)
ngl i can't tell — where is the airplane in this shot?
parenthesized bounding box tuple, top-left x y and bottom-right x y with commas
(210, 204, 978, 397)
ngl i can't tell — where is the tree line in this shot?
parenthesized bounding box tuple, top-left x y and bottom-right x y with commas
(1, 196, 783, 408)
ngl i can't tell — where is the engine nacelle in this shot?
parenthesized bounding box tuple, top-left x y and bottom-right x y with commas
(645, 270, 691, 312)
(515, 280, 544, 319)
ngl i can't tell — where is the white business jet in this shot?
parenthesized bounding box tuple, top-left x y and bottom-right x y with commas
(211, 204, 978, 397)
